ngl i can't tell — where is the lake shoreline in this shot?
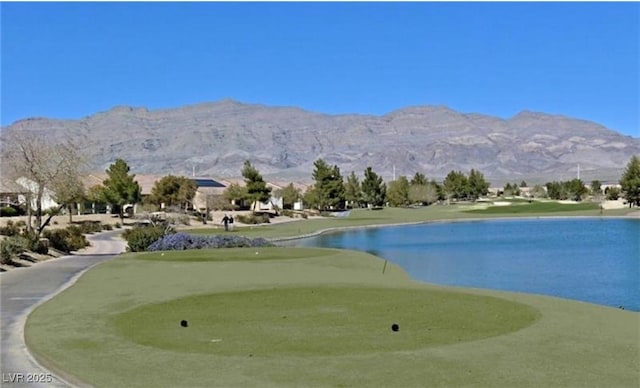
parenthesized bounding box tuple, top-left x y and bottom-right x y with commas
(271, 212, 640, 243)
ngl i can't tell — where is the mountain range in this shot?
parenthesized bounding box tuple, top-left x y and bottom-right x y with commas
(1, 99, 638, 185)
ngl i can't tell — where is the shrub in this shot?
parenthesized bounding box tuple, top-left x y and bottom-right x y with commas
(73, 221, 104, 234)
(43, 227, 89, 253)
(114, 222, 122, 229)
(282, 209, 294, 218)
(237, 213, 271, 224)
(123, 226, 174, 252)
(0, 206, 18, 217)
(147, 233, 272, 251)
(102, 223, 113, 231)
(21, 230, 48, 254)
(0, 221, 22, 236)
(1, 236, 29, 264)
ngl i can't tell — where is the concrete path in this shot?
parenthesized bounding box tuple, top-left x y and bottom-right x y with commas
(1, 230, 127, 387)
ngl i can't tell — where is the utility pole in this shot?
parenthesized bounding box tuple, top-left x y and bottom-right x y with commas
(577, 163, 580, 180)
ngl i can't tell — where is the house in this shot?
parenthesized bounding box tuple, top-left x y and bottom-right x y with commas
(15, 177, 59, 211)
(0, 177, 29, 207)
(191, 177, 227, 211)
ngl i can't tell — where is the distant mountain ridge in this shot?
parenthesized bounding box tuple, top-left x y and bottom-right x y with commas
(1, 99, 638, 184)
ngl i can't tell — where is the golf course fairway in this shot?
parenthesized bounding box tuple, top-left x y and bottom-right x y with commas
(26, 247, 638, 387)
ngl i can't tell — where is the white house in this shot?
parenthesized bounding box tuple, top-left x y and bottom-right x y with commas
(15, 177, 59, 210)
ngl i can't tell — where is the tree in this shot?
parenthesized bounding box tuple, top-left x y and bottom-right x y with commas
(149, 175, 197, 211)
(3, 132, 84, 235)
(223, 183, 248, 207)
(310, 159, 345, 210)
(408, 183, 439, 205)
(51, 173, 85, 224)
(361, 167, 386, 207)
(620, 155, 640, 207)
(605, 186, 621, 200)
(302, 185, 320, 210)
(590, 180, 602, 196)
(468, 169, 489, 200)
(566, 179, 587, 201)
(443, 170, 469, 201)
(278, 183, 301, 209)
(545, 181, 566, 200)
(241, 161, 271, 212)
(97, 159, 142, 223)
(531, 184, 547, 198)
(411, 172, 428, 186)
(387, 176, 410, 207)
(344, 171, 362, 208)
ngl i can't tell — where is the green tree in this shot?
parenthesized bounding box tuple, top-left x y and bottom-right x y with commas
(344, 171, 362, 208)
(545, 181, 566, 200)
(98, 159, 142, 223)
(278, 183, 301, 209)
(443, 170, 469, 201)
(223, 183, 248, 208)
(619, 155, 640, 207)
(410, 172, 428, 186)
(605, 186, 621, 200)
(241, 161, 272, 212)
(361, 167, 386, 207)
(408, 183, 439, 205)
(386, 176, 410, 207)
(590, 180, 602, 195)
(468, 169, 489, 200)
(302, 185, 320, 210)
(149, 175, 197, 211)
(566, 179, 587, 201)
(310, 159, 345, 211)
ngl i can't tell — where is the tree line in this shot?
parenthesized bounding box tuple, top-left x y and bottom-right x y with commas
(3, 127, 640, 239)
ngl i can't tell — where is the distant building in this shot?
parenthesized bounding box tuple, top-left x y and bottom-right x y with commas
(191, 177, 227, 211)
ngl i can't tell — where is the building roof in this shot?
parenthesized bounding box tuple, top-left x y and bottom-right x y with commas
(192, 178, 226, 188)
(0, 178, 29, 194)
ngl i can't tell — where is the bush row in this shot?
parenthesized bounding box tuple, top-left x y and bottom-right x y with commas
(0, 236, 29, 264)
(43, 228, 89, 253)
(236, 213, 271, 224)
(123, 226, 175, 252)
(0, 220, 117, 237)
(148, 233, 273, 252)
(0, 220, 27, 236)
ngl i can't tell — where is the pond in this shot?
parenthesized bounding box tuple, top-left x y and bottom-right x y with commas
(286, 218, 639, 311)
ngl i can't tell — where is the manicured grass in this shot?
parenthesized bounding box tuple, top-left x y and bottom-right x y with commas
(466, 201, 600, 214)
(26, 247, 639, 387)
(185, 204, 625, 240)
(135, 247, 334, 262)
(113, 286, 538, 356)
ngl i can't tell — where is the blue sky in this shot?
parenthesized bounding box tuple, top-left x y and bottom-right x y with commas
(1, 2, 638, 137)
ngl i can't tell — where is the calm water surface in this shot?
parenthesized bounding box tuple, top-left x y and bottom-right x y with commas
(288, 218, 639, 311)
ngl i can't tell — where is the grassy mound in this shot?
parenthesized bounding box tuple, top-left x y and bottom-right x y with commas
(113, 287, 539, 356)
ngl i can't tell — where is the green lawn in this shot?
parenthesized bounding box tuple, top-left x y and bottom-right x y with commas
(465, 201, 599, 214)
(26, 247, 639, 387)
(185, 204, 631, 240)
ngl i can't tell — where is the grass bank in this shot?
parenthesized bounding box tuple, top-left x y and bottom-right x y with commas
(26, 247, 638, 387)
(185, 203, 634, 240)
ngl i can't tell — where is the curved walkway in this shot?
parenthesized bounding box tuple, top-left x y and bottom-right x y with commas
(0, 230, 126, 387)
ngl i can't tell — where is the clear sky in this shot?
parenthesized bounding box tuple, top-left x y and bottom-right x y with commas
(1, 2, 638, 137)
